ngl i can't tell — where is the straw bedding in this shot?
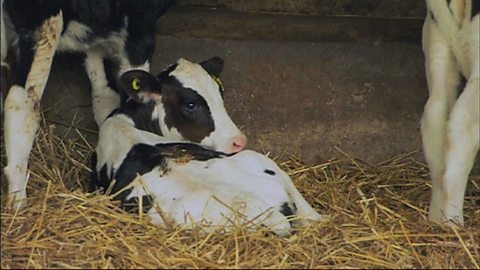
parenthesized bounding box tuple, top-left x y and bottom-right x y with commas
(1, 120, 479, 269)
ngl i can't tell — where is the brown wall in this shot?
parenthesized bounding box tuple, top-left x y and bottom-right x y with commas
(177, 0, 426, 18)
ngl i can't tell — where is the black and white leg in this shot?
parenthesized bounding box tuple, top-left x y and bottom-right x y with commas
(118, 18, 156, 74)
(3, 12, 63, 208)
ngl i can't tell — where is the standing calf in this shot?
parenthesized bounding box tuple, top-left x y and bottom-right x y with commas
(92, 58, 323, 236)
(421, 0, 479, 225)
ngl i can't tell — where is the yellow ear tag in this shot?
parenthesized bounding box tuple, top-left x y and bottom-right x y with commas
(132, 78, 141, 91)
(212, 76, 224, 92)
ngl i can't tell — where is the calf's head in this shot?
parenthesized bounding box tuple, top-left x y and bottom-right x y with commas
(118, 57, 247, 153)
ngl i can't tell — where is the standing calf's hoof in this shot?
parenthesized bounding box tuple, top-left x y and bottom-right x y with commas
(3, 166, 28, 210)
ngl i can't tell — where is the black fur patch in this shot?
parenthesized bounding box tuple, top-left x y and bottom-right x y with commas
(104, 58, 125, 99)
(111, 144, 168, 198)
(90, 143, 168, 213)
(264, 169, 276, 176)
(199, 57, 225, 97)
(115, 99, 163, 135)
(472, 0, 480, 19)
(162, 79, 216, 143)
(157, 63, 179, 81)
(153, 143, 227, 161)
(89, 161, 113, 194)
(157, 66, 217, 142)
(12, 36, 36, 86)
(89, 152, 99, 192)
(279, 202, 294, 217)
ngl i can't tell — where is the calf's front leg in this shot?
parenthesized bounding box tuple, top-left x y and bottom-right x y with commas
(3, 12, 63, 208)
(432, 77, 479, 225)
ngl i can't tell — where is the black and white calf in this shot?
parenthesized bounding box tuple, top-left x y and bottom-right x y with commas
(1, 0, 245, 207)
(92, 56, 247, 179)
(421, 0, 479, 225)
(91, 58, 323, 236)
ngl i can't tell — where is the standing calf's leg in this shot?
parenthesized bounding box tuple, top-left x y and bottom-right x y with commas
(118, 17, 155, 74)
(421, 18, 460, 182)
(4, 85, 36, 204)
(421, 17, 461, 223)
(86, 18, 156, 126)
(3, 12, 63, 208)
(433, 77, 479, 225)
(85, 51, 121, 127)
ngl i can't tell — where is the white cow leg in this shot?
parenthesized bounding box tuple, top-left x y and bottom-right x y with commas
(3, 12, 63, 208)
(3, 85, 40, 207)
(421, 17, 461, 223)
(435, 78, 479, 225)
(85, 51, 121, 127)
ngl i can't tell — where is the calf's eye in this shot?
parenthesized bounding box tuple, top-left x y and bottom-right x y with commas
(184, 102, 197, 113)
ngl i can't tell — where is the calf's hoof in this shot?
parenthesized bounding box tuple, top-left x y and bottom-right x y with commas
(4, 166, 29, 210)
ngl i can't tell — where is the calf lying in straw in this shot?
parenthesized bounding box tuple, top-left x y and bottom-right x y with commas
(421, 0, 479, 225)
(91, 58, 324, 236)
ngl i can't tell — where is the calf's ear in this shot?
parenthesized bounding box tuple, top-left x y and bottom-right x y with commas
(199, 56, 224, 78)
(118, 70, 162, 104)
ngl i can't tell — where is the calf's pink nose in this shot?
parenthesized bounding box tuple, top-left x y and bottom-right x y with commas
(231, 134, 247, 152)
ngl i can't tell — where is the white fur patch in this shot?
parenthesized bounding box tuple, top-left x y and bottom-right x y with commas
(117, 148, 322, 236)
(57, 20, 92, 51)
(119, 60, 151, 75)
(57, 20, 127, 56)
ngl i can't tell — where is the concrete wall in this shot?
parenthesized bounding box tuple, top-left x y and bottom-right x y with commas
(177, 0, 426, 18)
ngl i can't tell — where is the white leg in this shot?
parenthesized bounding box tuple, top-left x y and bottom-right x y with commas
(421, 17, 462, 223)
(85, 51, 120, 127)
(432, 78, 479, 225)
(421, 17, 460, 180)
(3, 85, 37, 205)
(3, 12, 63, 208)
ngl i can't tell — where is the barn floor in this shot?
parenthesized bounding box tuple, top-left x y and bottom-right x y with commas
(1, 5, 480, 269)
